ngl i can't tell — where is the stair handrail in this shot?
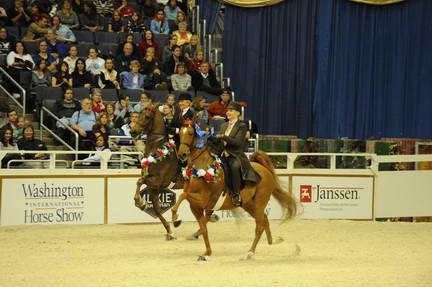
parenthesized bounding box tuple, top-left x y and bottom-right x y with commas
(0, 66, 26, 116)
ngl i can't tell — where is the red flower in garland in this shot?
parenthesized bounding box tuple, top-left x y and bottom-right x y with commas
(214, 162, 220, 168)
(204, 173, 213, 182)
(157, 151, 164, 157)
(141, 161, 150, 168)
(186, 169, 193, 177)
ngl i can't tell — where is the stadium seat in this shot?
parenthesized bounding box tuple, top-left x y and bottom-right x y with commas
(98, 43, 118, 57)
(5, 26, 19, 38)
(73, 30, 94, 43)
(120, 89, 142, 102)
(101, 89, 119, 102)
(73, 88, 90, 100)
(146, 90, 170, 103)
(38, 87, 63, 101)
(25, 41, 38, 55)
(0, 54, 7, 67)
(154, 34, 169, 49)
(95, 31, 120, 44)
(76, 43, 95, 57)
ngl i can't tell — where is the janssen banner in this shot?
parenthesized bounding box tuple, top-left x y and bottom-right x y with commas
(1, 178, 105, 226)
(293, 176, 373, 219)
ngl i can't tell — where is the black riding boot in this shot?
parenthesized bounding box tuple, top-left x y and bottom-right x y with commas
(227, 156, 242, 206)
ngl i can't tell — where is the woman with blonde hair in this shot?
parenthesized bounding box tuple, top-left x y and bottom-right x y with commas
(183, 34, 202, 61)
(56, 0, 80, 29)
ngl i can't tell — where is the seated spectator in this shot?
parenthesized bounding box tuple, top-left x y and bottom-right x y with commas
(71, 0, 85, 15)
(75, 135, 111, 166)
(150, 9, 169, 35)
(166, 93, 180, 116)
(52, 61, 72, 88)
(187, 49, 210, 72)
(162, 34, 178, 62)
(105, 102, 121, 129)
(51, 16, 76, 43)
(141, 0, 155, 20)
(116, 0, 135, 18)
(119, 111, 139, 137)
(207, 87, 232, 119)
(98, 58, 120, 89)
(108, 11, 125, 33)
(22, 16, 50, 42)
(114, 94, 134, 126)
(15, 116, 27, 140)
(27, 2, 49, 23)
(31, 59, 52, 90)
(164, 0, 183, 21)
(1, 110, 19, 141)
(122, 60, 145, 90)
(172, 22, 192, 47)
(141, 47, 160, 75)
(45, 29, 69, 58)
(163, 45, 184, 76)
(80, 1, 101, 32)
(33, 40, 58, 72)
(127, 12, 147, 34)
(8, 0, 31, 27)
(115, 42, 138, 76)
(17, 125, 48, 162)
(6, 42, 35, 98)
(56, 0, 80, 30)
(54, 88, 81, 140)
(0, 128, 21, 168)
(170, 62, 191, 92)
(192, 95, 208, 128)
(72, 58, 93, 89)
(70, 97, 99, 150)
(45, 0, 60, 18)
(63, 45, 79, 74)
(0, 27, 17, 55)
(134, 92, 152, 113)
(0, 103, 9, 127)
(138, 30, 160, 60)
(117, 34, 139, 58)
(191, 61, 222, 95)
(94, 0, 115, 17)
(90, 88, 106, 113)
(144, 67, 168, 90)
(171, 10, 186, 32)
(183, 35, 202, 62)
(92, 112, 111, 142)
(85, 47, 105, 76)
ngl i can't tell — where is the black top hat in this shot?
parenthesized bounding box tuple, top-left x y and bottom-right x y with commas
(226, 101, 242, 113)
(177, 93, 192, 101)
(222, 87, 232, 94)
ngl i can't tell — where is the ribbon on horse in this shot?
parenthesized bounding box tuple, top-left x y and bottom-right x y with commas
(195, 124, 214, 148)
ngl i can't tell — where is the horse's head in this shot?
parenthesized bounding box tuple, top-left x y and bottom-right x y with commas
(133, 104, 159, 139)
(178, 118, 196, 162)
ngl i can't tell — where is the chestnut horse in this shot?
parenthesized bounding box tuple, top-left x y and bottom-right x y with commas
(175, 121, 298, 260)
(133, 105, 181, 240)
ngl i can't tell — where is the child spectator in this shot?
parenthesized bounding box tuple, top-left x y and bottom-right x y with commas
(85, 47, 105, 76)
(72, 58, 93, 89)
(98, 58, 120, 89)
(108, 11, 125, 33)
(122, 60, 145, 90)
(138, 30, 160, 60)
(56, 0, 80, 30)
(134, 92, 152, 113)
(150, 9, 169, 35)
(172, 22, 191, 47)
(52, 61, 72, 88)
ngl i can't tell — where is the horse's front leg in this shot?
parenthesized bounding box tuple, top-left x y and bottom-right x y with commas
(150, 191, 175, 240)
(190, 206, 211, 261)
(171, 191, 187, 227)
(134, 177, 146, 209)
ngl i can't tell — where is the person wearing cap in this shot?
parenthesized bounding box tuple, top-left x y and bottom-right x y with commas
(208, 87, 233, 119)
(215, 102, 261, 206)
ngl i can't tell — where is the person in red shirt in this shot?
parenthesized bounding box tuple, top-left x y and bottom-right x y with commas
(207, 88, 233, 119)
(138, 30, 160, 59)
(116, 0, 135, 18)
(90, 88, 106, 113)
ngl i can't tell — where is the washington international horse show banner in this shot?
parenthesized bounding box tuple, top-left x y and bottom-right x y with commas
(0, 175, 373, 226)
(1, 178, 105, 226)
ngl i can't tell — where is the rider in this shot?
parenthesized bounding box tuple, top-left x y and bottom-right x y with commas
(215, 102, 261, 206)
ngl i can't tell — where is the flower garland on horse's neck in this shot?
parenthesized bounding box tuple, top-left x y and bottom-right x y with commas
(140, 139, 176, 168)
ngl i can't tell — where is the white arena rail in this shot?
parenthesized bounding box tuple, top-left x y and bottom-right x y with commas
(0, 151, 431, 226)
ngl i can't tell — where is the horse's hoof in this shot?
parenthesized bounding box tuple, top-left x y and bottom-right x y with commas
(197, 255, 208, 261)
(240, 251, 255, 261)
(173, 219, 182, 228)
(186, 232, 200, 240)
(209, 214, 219, 223)
(165, 233, 176, 241)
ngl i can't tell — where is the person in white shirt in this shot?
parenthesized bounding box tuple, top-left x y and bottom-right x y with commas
(85, 47, 105, 76)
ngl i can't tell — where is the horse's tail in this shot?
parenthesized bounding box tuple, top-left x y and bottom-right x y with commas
(250, 150, 297, 222)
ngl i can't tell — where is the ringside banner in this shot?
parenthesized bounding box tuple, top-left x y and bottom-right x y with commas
(1, 178, 104, 226)
(293, 176, 373, 219)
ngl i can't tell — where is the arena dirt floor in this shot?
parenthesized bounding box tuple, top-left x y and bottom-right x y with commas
(0, 219, 431, 287)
